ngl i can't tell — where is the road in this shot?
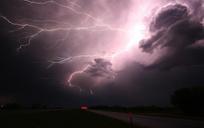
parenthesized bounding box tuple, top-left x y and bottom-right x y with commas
(89, 110, 204, 128)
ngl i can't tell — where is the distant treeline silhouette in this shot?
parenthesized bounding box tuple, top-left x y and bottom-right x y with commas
(91, 86, 204, 116)
(90, 105, 175, 113)
(1, 86, 203, 116)
(0, 103, 64, 110)
(171, 86, 204, 115)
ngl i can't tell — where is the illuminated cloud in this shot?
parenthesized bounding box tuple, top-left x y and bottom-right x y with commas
(139, 3, 204, 69)
(85, 58, 115, 79)
(149, 4, 189, 32)
(69, 58, 115, 93)
(1, 0, 204, 97)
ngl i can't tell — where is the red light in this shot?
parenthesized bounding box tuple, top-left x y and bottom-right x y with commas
(80, 106, 88, 110)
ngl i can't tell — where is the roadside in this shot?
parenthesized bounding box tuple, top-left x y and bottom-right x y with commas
(90, 110, 204, 128)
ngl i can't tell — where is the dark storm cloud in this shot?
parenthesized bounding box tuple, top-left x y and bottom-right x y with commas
(115, 62, 204, 106)
(71, 58, 115, 91)
(0, 0, 130, 106)
(139, 29, 165, 53)
(140, 20, 204, 52)
(139, 3, 204, 69)
(150, 4, 189, 32)
(85, 58, 115, 79)
(113, 1, 204, 106)
(115, 2, 204, 106)
(1, 0, 204, 107)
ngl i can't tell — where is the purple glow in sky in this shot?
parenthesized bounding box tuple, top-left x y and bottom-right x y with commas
(1, 0, 204, 94)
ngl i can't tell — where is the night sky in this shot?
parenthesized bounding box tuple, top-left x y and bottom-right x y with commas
(0, 0, 204, 107)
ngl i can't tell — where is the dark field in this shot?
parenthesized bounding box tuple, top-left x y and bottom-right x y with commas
(0, 109, 131, 128)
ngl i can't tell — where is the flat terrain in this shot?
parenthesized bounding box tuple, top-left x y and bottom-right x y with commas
(0, 109, 131, 128)
(90, 110, 204, 128)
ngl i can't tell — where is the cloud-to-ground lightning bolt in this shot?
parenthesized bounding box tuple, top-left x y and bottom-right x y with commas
(0, 0, 148, 93)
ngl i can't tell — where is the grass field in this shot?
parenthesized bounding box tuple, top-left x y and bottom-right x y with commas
(0, 109, 132, 128)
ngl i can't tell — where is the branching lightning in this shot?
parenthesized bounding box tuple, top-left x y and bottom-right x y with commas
(1, 0, 148, 93)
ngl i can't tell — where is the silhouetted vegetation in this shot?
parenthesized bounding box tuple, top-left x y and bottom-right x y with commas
(31, 104, 47, 109)
(0, 103, 51, 110)
(90, 105, 175, 113)
(171, 86, 204, 115)
(1, 103, 23, 110)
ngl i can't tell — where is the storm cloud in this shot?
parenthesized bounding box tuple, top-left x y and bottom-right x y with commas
(85, 58, 115, 78)
(139, 3, 204, 69)
(70, 58, 115, 92)
(1, 0, 204, 107)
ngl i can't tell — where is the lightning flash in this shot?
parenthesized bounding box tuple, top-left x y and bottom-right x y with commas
(1, 0, 174, 93)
